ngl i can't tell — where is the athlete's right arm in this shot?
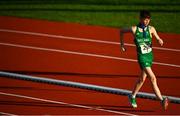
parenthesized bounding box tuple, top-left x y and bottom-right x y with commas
(120, 26, 136, 52)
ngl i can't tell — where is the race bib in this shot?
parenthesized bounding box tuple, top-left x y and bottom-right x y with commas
(140, 43, 152, 54)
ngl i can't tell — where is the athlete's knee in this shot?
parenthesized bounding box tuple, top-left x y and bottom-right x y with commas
(143, 77, 146, 82)
(140, 77, 146, 83)
(150, 76, 157, 83)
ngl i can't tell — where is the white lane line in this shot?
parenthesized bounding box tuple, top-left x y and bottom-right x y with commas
(0, 42, 180, 68)
(0, 112, 17, 116)
(0, 29, 179, 52)
(0, 92, 136, 116)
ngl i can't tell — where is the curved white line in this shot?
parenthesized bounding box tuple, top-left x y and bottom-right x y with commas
(0, 42, 180, 68)
(0, 29, 179, 52)
(0, 112, 17, 116)
(0, 92, 136, 116)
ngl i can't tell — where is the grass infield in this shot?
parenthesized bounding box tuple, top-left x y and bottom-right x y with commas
(0, 0, 179, 33)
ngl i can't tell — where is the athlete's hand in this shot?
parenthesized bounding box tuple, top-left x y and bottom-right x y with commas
(158, 39, 163, 46)
(121, 46, 126, 52)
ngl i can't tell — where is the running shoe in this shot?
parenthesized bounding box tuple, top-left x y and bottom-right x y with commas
(128, 95, 137, 108)
(161, 97, 169, 110)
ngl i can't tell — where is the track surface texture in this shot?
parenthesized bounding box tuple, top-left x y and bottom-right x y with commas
(0, 16, 180, 115)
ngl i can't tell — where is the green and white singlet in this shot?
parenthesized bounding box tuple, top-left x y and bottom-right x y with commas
(134, 26, 153, 69)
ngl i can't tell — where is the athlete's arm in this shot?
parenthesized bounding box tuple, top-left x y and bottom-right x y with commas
(120, 26, 135, 51)
(151, 26, 164, 46)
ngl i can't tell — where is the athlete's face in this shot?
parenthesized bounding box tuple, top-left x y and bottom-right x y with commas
(141, 18, 150, 26)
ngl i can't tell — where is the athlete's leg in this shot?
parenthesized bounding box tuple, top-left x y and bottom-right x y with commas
(128, 70, 146, 108)
(132, 70, 147, 97)
(144, 67, 163, 100)
(144, 67, 168, 110)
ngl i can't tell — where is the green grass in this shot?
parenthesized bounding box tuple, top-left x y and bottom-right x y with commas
(0, 0, 180, 33)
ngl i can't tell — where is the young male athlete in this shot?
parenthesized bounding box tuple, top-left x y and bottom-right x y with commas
(120, 10, 168, 110)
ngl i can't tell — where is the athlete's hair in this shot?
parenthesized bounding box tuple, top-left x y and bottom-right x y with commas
(140, 10, 151, 19)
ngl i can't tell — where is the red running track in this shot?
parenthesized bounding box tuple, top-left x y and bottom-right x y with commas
(0, 16, 180, 115)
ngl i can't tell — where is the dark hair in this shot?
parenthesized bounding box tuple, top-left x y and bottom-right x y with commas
(140, 10, 151, 19)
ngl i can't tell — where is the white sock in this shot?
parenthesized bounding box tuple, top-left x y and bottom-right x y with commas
(132, 95, 136, 98)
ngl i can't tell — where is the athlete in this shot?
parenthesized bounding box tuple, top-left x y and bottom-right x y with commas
(120, 10, 168, 110)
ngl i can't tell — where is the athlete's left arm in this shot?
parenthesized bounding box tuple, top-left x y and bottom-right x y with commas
(151, 26, 164, 46)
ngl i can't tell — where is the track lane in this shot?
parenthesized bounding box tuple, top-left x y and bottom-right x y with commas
(0, 16, 180, 49)
(0, 30, 179, 66)
(0, 77, 137, 115)
(0, 77, 180, 115)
